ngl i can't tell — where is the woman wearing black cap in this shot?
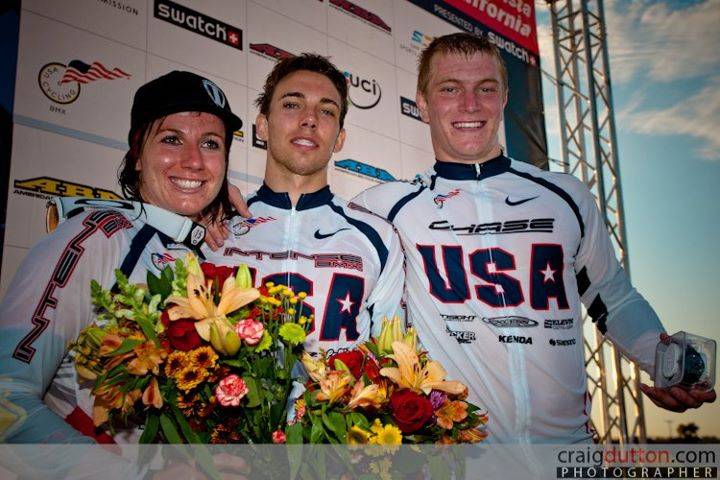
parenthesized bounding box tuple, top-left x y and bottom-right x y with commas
(0, 71, 242, 444)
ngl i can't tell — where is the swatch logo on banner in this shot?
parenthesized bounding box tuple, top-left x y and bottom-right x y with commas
(155, 0, 242, 50)
(250, 43, 294, 62)
(334, 159, 395, 183)
(38, 60, 131, 104)
(329, 0, 391, 33)
(400, 96, 422, 122)
(344, 72, 381, 109)
(14, 177, 121, 200)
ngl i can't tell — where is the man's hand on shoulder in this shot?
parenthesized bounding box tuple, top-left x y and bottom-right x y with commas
(640, 333, 717, 413)
(202, 183, 250, 251)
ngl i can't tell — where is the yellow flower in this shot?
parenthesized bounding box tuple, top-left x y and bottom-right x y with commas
(370, 423, 402, 446)
(175, 366, 208, 392)
(380, 341, 465, 395)
(189, 346, 218, 370)
(165, 351, 188, 377)
(298, 292, 307, 300)
(376, 316, 417, 354)
(316, 370, 353, 404)
(370, 418, 384, 435)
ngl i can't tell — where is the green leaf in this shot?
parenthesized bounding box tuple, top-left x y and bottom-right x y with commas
(135, 314, 158, 343)
(270, 400, 286, 426)
(139, 414, 160, 443)
(286, 422, 304, 445)
(363, 340, 380, 358)
(107, 338, 143, 356)
(310, 417, 326, 444)
(159, 413, 182, 443)
(172, 405, 202, 444)
(146, 271, 163, 297)
(244, 376, 261, 408)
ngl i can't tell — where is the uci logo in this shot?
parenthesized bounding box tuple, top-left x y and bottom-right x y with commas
(202, 79, 227, 108)
(344, 71, 381, 109)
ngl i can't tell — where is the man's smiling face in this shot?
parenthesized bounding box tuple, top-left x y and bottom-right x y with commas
(417, 51, 508, 164)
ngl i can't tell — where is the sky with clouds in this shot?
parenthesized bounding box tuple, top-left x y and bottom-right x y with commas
(535, 0, 720, 439)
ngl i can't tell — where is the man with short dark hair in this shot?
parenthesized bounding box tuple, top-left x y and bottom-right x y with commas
(207, 54, 404, 354)
(351, 32, 715, 442)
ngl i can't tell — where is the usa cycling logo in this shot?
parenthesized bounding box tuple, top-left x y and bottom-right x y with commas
(229, 216, 276, 236)
(334, 159, 395, 183)
(152, 252, 176, 270)
(433, 189, 460, 208)
(344, 71, 381, 110)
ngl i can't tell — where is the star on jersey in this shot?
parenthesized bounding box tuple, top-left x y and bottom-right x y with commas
(337, 292, 355, 314)
(541, 262, 556, 283)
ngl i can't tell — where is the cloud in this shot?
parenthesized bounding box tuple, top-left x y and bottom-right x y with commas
(604, 0, 720, 84)
(622, 78, 720, 160)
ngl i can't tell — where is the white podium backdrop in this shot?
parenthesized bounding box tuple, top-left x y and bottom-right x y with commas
(1, 0, 543, 297)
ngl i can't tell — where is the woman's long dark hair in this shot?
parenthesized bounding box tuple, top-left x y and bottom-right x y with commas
(117, 115, 235, 223)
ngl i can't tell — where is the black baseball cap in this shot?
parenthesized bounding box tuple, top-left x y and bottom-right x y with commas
(129, 70, 242, 142)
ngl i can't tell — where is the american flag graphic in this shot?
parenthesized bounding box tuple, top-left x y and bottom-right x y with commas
(59, 60, 131, 84)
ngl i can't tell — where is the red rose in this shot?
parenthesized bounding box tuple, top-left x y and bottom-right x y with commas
(390, 389, 434, 433)
(167, 319, 203, 351)
(201, 263, 236, 289)
(160, 309, 171, 328)
(329, 350, 364, 379)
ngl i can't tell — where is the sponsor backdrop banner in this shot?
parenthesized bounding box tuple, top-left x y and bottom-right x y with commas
(2, 0, 546, 296)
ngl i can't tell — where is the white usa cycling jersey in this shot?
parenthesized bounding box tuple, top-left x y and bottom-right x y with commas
(203, 184, 405, 354)
(352, 154, 664, 444)
(0, 204, 202, 444)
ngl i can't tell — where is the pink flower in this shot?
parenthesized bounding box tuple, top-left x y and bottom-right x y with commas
(272, 430, 286, 444)
(235, 319, 264, 346)
(215, 374, 249, 407)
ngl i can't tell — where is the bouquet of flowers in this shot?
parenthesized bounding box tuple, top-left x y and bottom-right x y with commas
(71, 253, 310, 444)
(285, 317, 488, 446)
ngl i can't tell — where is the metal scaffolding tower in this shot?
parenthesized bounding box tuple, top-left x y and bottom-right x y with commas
(546, 0, 646, 443)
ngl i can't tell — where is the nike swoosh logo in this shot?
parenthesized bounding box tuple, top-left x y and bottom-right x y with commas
(314, 227, 350, 239)
(505, 195, 538, 206)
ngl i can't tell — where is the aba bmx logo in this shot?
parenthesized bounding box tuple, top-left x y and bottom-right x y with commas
(433, 189, 461, 208)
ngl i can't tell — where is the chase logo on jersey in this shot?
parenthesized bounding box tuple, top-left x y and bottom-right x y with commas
(428, 218, 554, 235)
(152, 252, 176, 270)
(229, 216, 276, 236)
(433, 189, 460, 208)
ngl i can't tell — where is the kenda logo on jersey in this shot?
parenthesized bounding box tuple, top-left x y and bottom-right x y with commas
(329, 0, 391, 33)
(250, 43, 294, 62)
(400, 96, 423, 122)
(14, 177, 121, 200)
(155, 0, 243, 50)
(429, 218, 555, 235)
(344, 71, 382, 109)
(498, 335, 533, 344)
(334, 159, 396, 183)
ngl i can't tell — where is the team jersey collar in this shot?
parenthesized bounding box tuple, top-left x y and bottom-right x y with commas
(433, 154, 510, 180)
(255, 183, 334, 211)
